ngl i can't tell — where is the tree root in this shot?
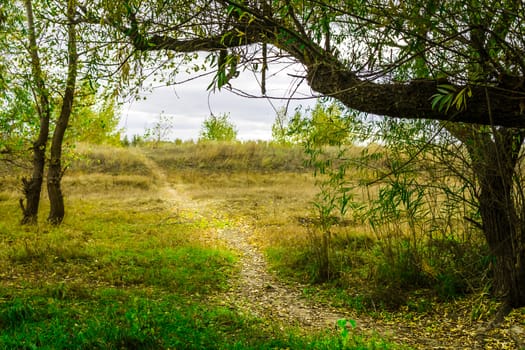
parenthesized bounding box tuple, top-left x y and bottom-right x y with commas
(474, 301, 515, 348)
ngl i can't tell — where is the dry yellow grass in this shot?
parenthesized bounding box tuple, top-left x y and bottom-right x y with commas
(69, 142, 153, 176)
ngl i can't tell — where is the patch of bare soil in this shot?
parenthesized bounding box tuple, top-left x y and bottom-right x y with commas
(213, 223, 351, 330)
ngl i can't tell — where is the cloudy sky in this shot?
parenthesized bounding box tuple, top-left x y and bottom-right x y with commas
(119, 61, 318, 141)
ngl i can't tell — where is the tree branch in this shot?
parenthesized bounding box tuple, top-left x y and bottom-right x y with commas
(305, 61, 525, 127)
(91, 1, 525, 127)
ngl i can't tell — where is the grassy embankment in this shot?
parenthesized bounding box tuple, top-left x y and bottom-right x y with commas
(0, 142, 402, 349)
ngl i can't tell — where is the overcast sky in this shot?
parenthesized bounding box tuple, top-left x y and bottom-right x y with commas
(119, 61, 318, 141)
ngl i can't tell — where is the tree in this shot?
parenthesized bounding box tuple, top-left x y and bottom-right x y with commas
(292, 102, 357, 281)
(288, 102, 354, 146)
(0, 86, 38, 168)
(447, 124, 525, 316)
(83, 0, 525, 309)
(0, 4, 36, 167)
(199, 113, 238, 142)
(18, 0, 79, 225)
(20, 0, 53, 225)
(87, 0, 525, 126)
(67, 83, 122, 145)
(46, 0, 79, 225)
(144, 112, 175, 146)
(4, 0, 119, 224)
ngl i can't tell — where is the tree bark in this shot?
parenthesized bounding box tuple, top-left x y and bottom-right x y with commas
(47, 0, 78, 225)
(479, 167, 525, 308)
(20, 0, 51, 225)
(453, 126, 525, 308)
(477, 131, 525, 308)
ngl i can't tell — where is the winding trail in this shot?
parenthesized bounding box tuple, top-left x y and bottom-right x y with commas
(141, 152, 356, 330)
(142, 152, 525, 349)
(213, 223, 352, 330)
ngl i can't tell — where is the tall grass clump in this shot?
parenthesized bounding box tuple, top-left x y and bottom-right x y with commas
(69, 143, 152, 176)
(349, 119, 491, 305)
(266, 103, 492, 309)
(142, 141, 308, 172)
(62, 143, 157, 195)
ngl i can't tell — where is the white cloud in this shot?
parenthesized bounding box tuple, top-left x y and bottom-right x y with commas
(119, 62, 317, 141)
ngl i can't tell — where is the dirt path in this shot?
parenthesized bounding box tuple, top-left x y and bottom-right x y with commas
(141, 153, 373, 332)
(212, 223, 524, 349)
(141, 153, 356, 331)
(142, 153, 524, 349)
(213, 223, 352, 330)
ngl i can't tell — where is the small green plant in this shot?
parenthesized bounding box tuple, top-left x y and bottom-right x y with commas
(337, 318, 357, 347)
(67, 84, 123, 146)
(291, 101, 360, 281)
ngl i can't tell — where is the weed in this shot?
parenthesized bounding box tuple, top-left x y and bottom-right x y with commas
(337, 318, 357, 347)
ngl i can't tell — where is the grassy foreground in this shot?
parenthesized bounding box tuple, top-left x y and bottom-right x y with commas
(0, 143, 403, 349)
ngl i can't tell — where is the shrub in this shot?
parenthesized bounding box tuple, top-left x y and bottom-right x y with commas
(199, 113, 238, 142)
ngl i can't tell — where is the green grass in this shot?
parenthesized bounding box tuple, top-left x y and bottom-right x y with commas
(0, 144, 406, 349)
(0, 293, 398, 349)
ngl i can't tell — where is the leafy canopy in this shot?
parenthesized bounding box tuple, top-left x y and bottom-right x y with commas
(82, 0, 525, 126)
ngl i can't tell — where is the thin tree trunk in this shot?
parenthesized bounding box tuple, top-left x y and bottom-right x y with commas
(20, 0, 51, 225)
(47, 0, 78, 225)
(319, 230, 330, 281)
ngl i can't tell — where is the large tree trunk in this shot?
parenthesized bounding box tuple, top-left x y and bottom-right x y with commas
(479, 169, 525, 308)
(20, 0, 51, 225)
(461, 126, 525, 308)
(47, 0, 78, 225)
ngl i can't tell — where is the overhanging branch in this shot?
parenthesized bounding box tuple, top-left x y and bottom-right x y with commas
(91, 2, 525, 128)
(306, 61, 525, 127)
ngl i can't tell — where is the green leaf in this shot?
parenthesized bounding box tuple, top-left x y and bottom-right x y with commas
(348, 319, 357, 328)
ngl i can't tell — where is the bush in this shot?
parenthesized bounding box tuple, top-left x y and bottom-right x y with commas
(199, 113, 238, 142)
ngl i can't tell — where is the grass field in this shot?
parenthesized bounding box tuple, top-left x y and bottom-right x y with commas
(141, 142, 482, 306)
(0, 142, 409, 349)
(140, 142, 524, 348)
